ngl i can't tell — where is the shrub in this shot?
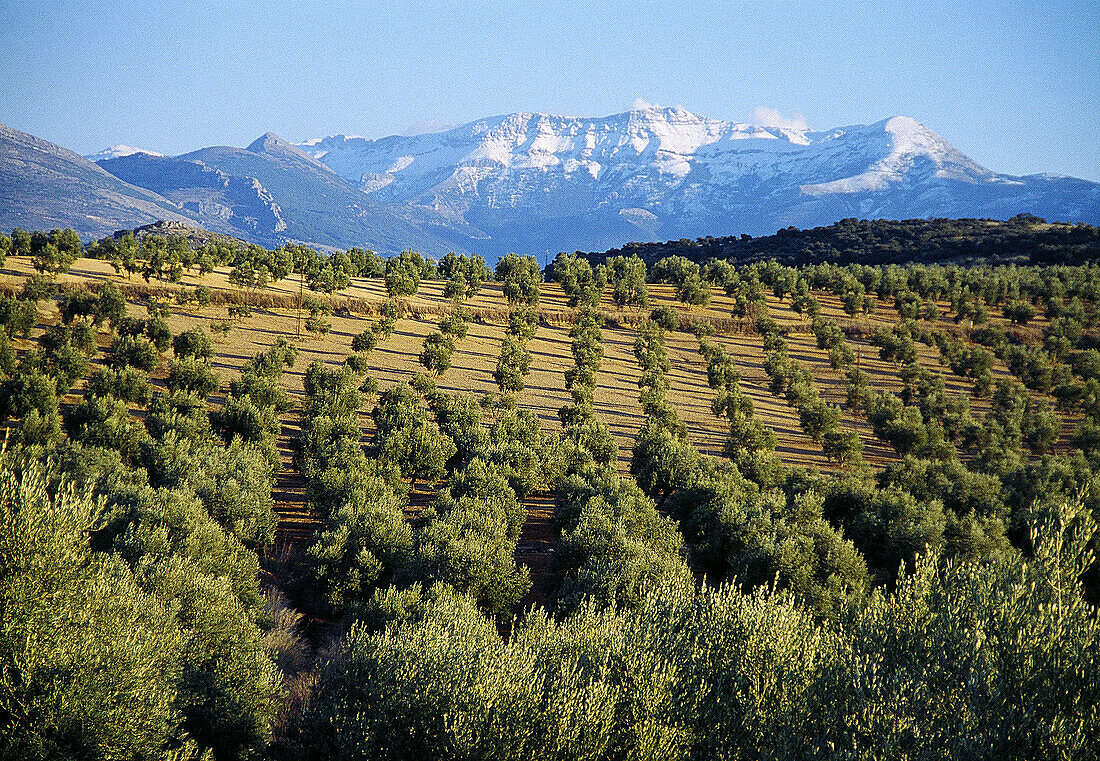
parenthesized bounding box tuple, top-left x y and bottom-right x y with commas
(506, 307, 539, 340)
(144, 317, 172, 351)
(305, 480, 414, 615)
(495, 253, 541, 305)
(352, 329, 378, 353)
(95, 281, 127, 327)
(547, 469, 691, 615)
(111, 335, 160, 372)
(493, 336, 531, 394)
(345, 353, 370, 374)
(166, 357, 219, 397)
(419, 332, 455, 376)
(606, 255, 649, 308)
(19, 274, 57, 302)
(0, 461, 184, 759)
(86, 366, 151, 405)
(59, 290, 99, 325)
(630, 419, 700, 504)
(439, 311, 469, 339)
(649, 305, 680, 331)
(172, 327, 214, 360)
(1003, 300, 1037, 325)
(305, 314, 332, 337)
(194, 284, 212, 307)
(0, 296, 37, 337)
(67, 394, 150, 463)
(384, 251, 423, 297)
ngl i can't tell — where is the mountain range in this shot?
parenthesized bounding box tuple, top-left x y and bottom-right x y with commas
(1, 106, 1098, 260)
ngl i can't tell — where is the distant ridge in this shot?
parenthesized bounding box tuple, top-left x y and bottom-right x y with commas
(583, 215, 1100, 269)
(6, 107, 1099, 260)
(0, 122, 200, 239)
(95, 132, 467, 256)
(85, 144, 163, 162)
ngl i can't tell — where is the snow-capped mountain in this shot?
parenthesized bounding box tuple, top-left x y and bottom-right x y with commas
(25, 106, 1095, 257)
(296, 106, 1100, 257)
(85, 144, 163, 163)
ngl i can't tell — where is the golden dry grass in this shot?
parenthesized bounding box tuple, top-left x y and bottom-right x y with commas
(0, 256, 1079, 478)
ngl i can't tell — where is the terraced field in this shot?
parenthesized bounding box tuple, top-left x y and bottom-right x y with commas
(2, 255, 1080, 556)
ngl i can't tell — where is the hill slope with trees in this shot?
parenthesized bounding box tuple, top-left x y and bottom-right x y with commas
(587, 215, 1100, 269)
(0, 225, 1098, 759)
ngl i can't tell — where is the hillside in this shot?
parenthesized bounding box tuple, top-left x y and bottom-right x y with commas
(125, 219, 252, 249)
(587, 215, 1100, 268)
(97, 152, 290, 241)
(0, 250, 1087, 485)
(121, 133, 465, 256)
(0, 122, 201, 238)
(2, 247, 1099, 756)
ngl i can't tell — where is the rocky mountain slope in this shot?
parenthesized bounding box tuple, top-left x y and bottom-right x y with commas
(299, 107, 1100, 258)
(102, 132, 463, 255)
(0, 122, 199, 239)
(4, 107, 1098, 261)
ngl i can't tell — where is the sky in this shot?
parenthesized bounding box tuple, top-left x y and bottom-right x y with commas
(1, 0, 1097, 181)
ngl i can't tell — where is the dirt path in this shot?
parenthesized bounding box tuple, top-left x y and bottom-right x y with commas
(270, 407, 318, 549)
(515, 492, 557, 606)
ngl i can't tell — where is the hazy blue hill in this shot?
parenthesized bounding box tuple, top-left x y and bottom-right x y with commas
(99, 152, 288, 243)
(0, 122, 198, 239)
(175, 133, 465, 256)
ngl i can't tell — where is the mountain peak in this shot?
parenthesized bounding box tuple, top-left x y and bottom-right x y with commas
(286, 107, 1099, 258)
(245, 131, 331, 172)
(86, 144, 163, 163)
(247, 132, 292, 154)
(884, 115, 925, 133)
(878, 115, 976, 169)
(881, 115, 940, 146)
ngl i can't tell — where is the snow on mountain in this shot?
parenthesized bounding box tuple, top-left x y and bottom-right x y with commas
(299, 106, 797, 195)
(299, 108, 980, 207)
(799, 116, 994, 195)
(15, 107, 1097, 259)
(289, 105, 1099, 258)
(86, 144, 163, 163)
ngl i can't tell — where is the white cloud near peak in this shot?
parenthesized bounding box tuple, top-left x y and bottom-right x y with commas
(752, 106, 809, 131)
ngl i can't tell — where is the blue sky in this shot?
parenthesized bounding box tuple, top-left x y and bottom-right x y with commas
(2, 0, 1097, 180)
